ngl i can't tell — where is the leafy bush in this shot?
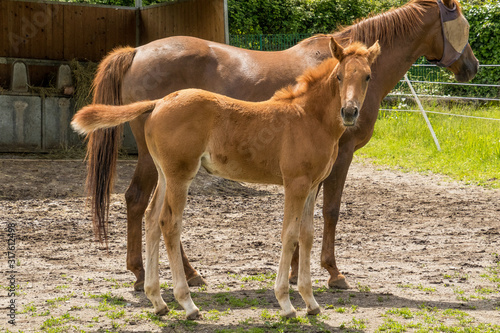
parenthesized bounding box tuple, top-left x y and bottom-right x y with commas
(457, 0, 500, 98)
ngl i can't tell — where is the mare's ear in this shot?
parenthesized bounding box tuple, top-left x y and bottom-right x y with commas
(367, 40, 381, 64)
(329, 37, 344, 62)
(442, 0, 455, 9)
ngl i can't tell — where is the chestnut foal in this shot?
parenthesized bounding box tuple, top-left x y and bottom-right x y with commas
(72, 39, 380, 318)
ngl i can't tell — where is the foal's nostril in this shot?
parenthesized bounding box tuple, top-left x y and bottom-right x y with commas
(353, 107, 359, 118)
(341, 107, 345, 118)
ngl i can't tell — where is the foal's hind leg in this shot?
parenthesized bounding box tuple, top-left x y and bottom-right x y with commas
(144, 173, 169, 315)
(125, 122, 204, 290)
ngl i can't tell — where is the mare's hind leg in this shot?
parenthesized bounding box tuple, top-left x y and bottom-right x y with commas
(298, 188, 320, 315)
(159, 173, 200, 320)
(143, 172, 169, 315)
(125, 150, 157, 291)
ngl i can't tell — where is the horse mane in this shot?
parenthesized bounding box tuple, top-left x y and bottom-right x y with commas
(301, 0, 443, 47)
(272, 42, 370, 102)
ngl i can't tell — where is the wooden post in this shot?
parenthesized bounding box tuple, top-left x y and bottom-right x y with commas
(135, 0, 142, 46)
(224, 0, 229, 44)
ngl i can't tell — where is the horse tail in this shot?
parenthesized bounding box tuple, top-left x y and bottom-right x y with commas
(84, 46, 136, 246)
(72, 100, 158, 135)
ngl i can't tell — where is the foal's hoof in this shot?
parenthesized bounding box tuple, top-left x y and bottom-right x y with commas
(156, 306, 170, 316)
(288, 275, 298, 285)
(307, 306, 321, 316)
(186, 308, 201, 320)
(134, 280, 145, 292)
(187, 275, 207, 287)
(281, 309, 297, 319)
(327, 275, 351, 289)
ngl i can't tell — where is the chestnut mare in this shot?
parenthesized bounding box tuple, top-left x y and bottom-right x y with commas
(73, 40, 381, 318)
(86, 0, 478, 292)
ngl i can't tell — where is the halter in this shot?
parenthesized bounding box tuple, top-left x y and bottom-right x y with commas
(430, 0, 470, 67)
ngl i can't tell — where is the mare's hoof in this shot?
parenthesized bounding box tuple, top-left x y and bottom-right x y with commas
(288, 275, 298, 285)
(327, 275, 351, 289)
(156, 306, 170, 316)
(186, 309, 201, 320)
(134, 280, 145, 292)
(307, 306, 321, 315)
(187, 275, 207, 287)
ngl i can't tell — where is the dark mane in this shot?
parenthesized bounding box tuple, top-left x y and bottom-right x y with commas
(272, 42, 370, 102)
(335, 0, 438, 46)
(300, 0, 441, 47)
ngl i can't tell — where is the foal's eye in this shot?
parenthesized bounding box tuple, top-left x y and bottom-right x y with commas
(336, 75, 341, 82)
(366, 75, 372, 82)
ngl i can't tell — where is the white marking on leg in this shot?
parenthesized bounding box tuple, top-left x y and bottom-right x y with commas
(144, 173, 169, 315)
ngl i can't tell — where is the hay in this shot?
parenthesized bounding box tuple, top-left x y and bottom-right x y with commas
(70, 59, 98, 111)
(28, 85, 60, 98)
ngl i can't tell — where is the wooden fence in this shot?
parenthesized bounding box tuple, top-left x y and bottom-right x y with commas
(141, 0, 226, 45)
(0, 0, 226, 87)
(0, 0, 226, 152)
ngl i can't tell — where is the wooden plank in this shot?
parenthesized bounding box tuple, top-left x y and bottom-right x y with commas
(27, 2, 44, 59)
(10, 1, 27, 57)
(105, 7, 118, 54)
(139, 7, 150, 44)
(51, 3, 65, 60)
(87, 6, 97, 60)
(62, 5, 73, 60)
(73, 6, 88, 60)
(0, 1, 8, 56)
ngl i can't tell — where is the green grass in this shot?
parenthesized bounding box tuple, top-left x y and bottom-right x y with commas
(356, 103, 500, 188)
(379, 305, 500, 333)
(397, 283, 436, 293)
(212, 292, 266, 307)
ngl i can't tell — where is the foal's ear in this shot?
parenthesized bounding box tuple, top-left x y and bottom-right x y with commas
(329, 37, 344, 62)
(367, 40, 381, 64)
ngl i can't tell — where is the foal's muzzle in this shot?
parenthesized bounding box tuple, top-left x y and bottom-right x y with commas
(341, 104, 359, 127)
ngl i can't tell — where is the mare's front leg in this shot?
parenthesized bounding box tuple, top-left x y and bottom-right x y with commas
(321, 148, 354, 289)
(289, 149, 354, 289)
(275, 179, 317, 318)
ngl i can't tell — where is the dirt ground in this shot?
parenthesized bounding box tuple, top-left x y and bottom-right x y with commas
(1, 157, 499, 332)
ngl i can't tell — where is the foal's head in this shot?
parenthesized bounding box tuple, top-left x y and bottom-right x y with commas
(330, 38, 380, 126)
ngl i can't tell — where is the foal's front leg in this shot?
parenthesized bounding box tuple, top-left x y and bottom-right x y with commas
(298, 188, 320, 315)
(275, 181, 318, 318)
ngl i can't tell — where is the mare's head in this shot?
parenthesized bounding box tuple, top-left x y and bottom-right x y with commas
(330, 38, 380, 126)
(421, 0, 478, 82)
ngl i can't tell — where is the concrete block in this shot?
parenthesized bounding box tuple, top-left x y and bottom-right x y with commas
(56, 64, 73, 90)
(43, 97, 80, 149)
(10, 61, 29, 93)
(0, 95, 42, 151)
(122, 122, 138, 153)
